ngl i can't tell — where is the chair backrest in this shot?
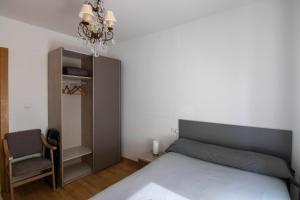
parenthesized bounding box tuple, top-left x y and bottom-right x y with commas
(5, 129, 43, 158)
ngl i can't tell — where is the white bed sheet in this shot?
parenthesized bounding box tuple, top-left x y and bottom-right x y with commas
(91, 152, 290, 200)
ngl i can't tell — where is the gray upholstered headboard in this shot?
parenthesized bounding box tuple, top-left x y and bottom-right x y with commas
(179, 120, 292, 164)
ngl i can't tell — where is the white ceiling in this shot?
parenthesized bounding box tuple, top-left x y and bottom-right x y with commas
(0, 0, 257, 41)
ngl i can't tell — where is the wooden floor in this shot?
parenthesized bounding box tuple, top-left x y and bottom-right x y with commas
(5, 159, 139, 200)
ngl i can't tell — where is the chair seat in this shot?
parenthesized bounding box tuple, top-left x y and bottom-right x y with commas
(12, 157, 52, 177)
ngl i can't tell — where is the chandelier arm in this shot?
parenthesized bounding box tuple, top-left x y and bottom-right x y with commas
(78, 24, 84, 38)
(78, 23, 96, 42)
(78, 23, 89, 40)
(101, 26, 105, 39)
(82, 24, 92, 38)
(104, 31, 107, 42)
(105, 31, 114, 41)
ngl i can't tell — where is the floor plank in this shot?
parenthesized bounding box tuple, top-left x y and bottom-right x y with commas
(11, 159, 138, 200)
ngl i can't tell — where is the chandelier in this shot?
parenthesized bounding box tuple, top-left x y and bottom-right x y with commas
(78, 0, 117, 57)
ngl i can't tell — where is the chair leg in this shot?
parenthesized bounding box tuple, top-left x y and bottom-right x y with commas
(9, 182, 14, 200)
(4, 173, 9, 193)
(51, 168, 56, 192)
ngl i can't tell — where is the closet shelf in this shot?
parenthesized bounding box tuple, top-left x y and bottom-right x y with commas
(63, 146, 92, 162)
(63, 162, 92, 184)
(63, 74, 92, 80)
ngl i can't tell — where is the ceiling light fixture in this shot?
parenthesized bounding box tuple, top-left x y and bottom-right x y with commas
(78, 0, 117, 57)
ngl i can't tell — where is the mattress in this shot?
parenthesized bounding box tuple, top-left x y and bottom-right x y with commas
(90, 152, 290, 200)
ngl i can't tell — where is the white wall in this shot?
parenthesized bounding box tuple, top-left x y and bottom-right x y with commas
(292, 0, 300, 196)
(0, 16, 87, 133)
(109, 0, 293, 160)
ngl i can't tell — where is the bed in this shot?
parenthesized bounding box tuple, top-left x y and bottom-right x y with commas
(91, 120, 293, 200)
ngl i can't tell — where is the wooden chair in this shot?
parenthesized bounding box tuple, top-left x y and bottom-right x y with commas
(3, 129, 56, 200)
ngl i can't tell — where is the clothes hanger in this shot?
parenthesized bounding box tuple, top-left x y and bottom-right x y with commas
(62, 85, 71, 94)
(69, 85, 86, 96)
(70, 85, 79, 94)
(62, 80, 87, 95)
(77, 86, 86, 96)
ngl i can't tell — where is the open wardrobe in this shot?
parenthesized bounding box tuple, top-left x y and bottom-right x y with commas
(48, 48, 121, 186)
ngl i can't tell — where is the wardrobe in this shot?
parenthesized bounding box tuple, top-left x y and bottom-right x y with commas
(48, 47, 121, 186)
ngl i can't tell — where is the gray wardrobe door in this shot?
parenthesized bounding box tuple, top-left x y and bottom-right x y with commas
(93, 56, 121, 172)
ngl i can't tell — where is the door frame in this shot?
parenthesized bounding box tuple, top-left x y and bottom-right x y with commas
(0, 47, 9, 195)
